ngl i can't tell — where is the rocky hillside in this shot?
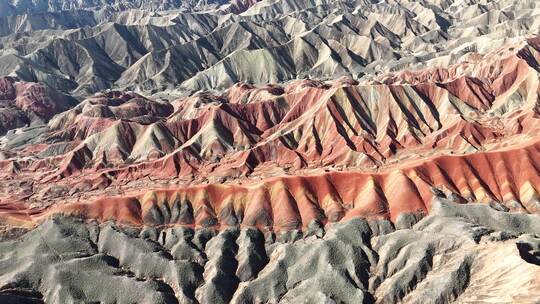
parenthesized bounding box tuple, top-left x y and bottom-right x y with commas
(0, 0, 539, 95)
(1, 0, 540, 303)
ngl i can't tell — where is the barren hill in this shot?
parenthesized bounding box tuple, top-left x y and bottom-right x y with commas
(1, 0, 540, 303)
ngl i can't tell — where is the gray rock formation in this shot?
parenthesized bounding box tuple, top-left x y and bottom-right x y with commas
(2, 201, 540, 303)
(1, 0, 539, 95)
(0, 0, 229, 18)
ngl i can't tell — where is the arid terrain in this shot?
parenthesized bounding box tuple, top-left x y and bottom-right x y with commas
(1, 0, 540, 303)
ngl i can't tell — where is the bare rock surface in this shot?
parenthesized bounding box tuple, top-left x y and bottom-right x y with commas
(1, 0, 540, 95)
(0, 0, 539, 302)
(1, 201, 540, 303)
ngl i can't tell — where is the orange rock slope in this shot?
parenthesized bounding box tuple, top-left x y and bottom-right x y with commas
(12, 140, 538, 230)
(1, 37, 540, 229)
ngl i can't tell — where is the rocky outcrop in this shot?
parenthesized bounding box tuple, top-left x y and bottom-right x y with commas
(0, 77, 77, 135)
(12, 139, 534, 230)
(1, 0, 539, 94)
(1, 201, 540, 303)
(1, 35, 539, 230)
(1, 1, 540, 302)
(0, 0, 229, 17)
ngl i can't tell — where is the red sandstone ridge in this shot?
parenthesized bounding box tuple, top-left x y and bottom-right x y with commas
(0, 37, 539, 230)
(375, 36, 540, 87)
(0, 77, 77, 135)
(2, 140, 539, 230)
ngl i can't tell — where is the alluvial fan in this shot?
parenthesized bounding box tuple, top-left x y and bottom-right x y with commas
(1, 0, 540, 303)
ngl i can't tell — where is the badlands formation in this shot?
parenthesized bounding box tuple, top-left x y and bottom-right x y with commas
(1, 0, 540, 303)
